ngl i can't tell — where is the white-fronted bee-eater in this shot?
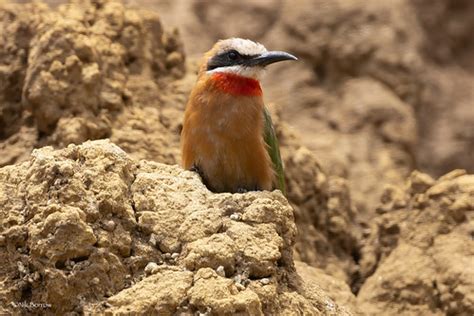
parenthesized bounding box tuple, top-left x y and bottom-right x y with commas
(181, 38, 297, 194)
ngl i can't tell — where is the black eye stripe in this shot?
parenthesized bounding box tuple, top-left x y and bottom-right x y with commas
(207, 50, 259, 71)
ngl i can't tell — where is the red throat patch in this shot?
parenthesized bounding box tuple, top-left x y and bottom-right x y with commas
(211, 72, 262, 96)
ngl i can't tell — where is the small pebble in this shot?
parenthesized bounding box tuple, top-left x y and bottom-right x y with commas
(166, 51, 183, 67)
(163, 253, 172, 259)
(242, 279, 250, 286)
(215, 265, 225, 277)
(233, 274, 242, 284)
(449, 301, 459, 312)
(103, 220, 116, 232)
(230, 213, 241, 221)
(144, 262, 159, 275)
(325, 300, 335, 311)
(260, 278, 270, 285)
(171, 252, 179, 259)
(0, 235, 6, 246)
(17, 262, 28, 274)
(235, 282, 245, 291)
(149, 234, 158, 246)
(92, 277, 100, 285)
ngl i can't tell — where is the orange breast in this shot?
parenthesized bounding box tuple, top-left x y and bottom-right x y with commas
(181, 74, 273, 193)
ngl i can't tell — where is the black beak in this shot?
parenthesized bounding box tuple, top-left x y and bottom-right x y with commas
(247, 51, 298, 67)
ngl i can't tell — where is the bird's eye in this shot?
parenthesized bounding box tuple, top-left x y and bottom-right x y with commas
(228, 51, 239, 60)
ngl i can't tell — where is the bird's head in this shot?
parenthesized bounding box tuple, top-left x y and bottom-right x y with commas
(200, 38, 297, 80)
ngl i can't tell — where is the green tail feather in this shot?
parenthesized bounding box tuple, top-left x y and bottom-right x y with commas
(263, 107, 286, 195)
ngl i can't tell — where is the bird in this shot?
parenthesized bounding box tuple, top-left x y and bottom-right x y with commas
(181, 38, 297, 195)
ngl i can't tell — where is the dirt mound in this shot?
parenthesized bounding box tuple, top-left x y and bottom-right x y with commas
(0, 0, 185, 166)
(357, 170, 474, 315)
(0, 140, 355, 315)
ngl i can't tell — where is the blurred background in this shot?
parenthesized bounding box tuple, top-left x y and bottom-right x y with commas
(12, 0, 473, 213)
(140, 0, 474, 210)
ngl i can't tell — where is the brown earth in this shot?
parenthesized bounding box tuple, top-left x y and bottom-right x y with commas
(0, 0, 473, 315)
(0, 140, 355, 315)
(357, 170, 474, 315)
(0, 0, 185, 166)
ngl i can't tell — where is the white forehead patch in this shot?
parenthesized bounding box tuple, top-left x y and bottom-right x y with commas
(216, 38, 267, 56)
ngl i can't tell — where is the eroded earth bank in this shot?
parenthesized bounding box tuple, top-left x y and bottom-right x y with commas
(0, 1, 473, 315)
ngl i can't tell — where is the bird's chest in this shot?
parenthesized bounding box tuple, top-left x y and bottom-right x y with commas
(184, 89, 273, 191)
(196, 125, 271, 192)
(211, 107, 253, 135)
(204, 96, 262, 138)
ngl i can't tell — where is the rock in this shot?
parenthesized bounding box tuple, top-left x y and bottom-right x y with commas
(0, 140, 355, 315)
(358, 172, 474, 315)
(229, 213, 241, 221)
(296, 261, 360, 314)
(260, 278, 270, 285)
(99, 267, 193, 315)
(0, 0, 185, 166)
(103, 219, 116, 232)
(171, 252, 179, 260)
(0, 2, 47, 140)
(276, 122, 362, 283)
(215, 265, 225, 277)
(144, 262, 159, 275)
(409, 170, 435, 194)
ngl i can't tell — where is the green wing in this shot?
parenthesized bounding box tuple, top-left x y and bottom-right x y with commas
(263, 106, 286, 195)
